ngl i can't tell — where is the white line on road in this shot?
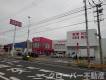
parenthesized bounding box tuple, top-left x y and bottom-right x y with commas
(26, 67, 40, 70)
(0, 72, 5, 75)
(16, 65, 23, 67)
(10, 77, 21, 80)
(0, 75, 10, 80)
(39, 69, 53, 73)
(0, 64, 10, 68)
(33, 78, 43, 79)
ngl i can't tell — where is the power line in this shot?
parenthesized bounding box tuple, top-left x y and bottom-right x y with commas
(17, 12, 87, 33)
(0, 7, 89, 35)
(0, 0, 44, 22)
(30, 22, 86, 33)
(3, 17, 106, 39)
(0, 12, 87, 35)
(27, 7, 93, 27)
(3, 21, 87, 41)
(16, 20, 94, 38)
(20, 11, 95, 33)
(13, 16, 106, 38)
(1, 4, 105, 35)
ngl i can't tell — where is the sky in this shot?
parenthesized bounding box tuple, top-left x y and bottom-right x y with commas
(0, 0, 106, 44)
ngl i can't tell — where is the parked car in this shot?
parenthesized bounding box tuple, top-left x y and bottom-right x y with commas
(51, 53, 64, 58)
(16, 50, 23, 56)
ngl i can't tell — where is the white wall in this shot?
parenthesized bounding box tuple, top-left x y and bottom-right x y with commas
(67, 29, 98, 46)
(80, 48, 95, 57)
(94, 38, 106, 63)
(102, 38, 106, 59)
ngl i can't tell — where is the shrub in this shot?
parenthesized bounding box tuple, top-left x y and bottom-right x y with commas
(22, 55, 30, 61)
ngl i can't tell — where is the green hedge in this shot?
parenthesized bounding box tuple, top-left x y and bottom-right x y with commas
(22, 56, 30, 61)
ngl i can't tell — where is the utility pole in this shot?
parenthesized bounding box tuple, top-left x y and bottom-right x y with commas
(83, 0, 90, 64)
(88, 0, 104, 64)
(96, 3, 103, 64)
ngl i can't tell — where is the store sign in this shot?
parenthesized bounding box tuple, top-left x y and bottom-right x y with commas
(72, 32, 86, 39)
(10, 19, 22, 27)
(32, 38, 40, 42)
(67, 29, 98, 46)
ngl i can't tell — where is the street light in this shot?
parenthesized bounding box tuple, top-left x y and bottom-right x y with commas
(26, 16, 31, 56)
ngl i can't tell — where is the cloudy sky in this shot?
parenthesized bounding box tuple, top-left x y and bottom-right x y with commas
(0, 0, 106, 44)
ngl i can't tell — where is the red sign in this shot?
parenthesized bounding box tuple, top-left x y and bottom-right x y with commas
(10, 19, 22, 27)
(32, 38, 40, 42)
(72, 32, 86, 39)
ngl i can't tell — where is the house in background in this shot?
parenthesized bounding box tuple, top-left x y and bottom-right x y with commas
(0, 37, 9, 54)
(52, 40, 67, 57)
(4, 41, 32, 54)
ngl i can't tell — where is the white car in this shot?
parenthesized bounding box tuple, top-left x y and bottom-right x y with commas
(51, 53, 64, 58)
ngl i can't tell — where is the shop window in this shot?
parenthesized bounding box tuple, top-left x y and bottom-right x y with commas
(45, 43, 50, 49)
(32, 42, 40, 48)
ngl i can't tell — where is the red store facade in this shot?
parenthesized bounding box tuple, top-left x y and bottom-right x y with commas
(32, 37, 53, 55)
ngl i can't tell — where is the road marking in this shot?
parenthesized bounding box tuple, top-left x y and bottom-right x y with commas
(0, 75, 10, 80)
(39, 69, 53, 72)
(10, 77, 20, 80)
(39, 69, 73, 78)
(12, 61, 20, 63)
(16, 65, 23, 67)
(26, 67, 40, 70)
(33, 78, 42, 79)
(27, 74, 45, 80)
(27, 76, 36, 77)
(54, 60, 69, 63)
(0, 72, 5, 75)
(36, 74, 45, 77)
(7, 68, 30, 74)
(0, 64, 10, 68)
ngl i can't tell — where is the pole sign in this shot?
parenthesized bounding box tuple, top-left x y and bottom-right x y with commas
(9, 19, 22, 56)
(10, 19, 22, 27)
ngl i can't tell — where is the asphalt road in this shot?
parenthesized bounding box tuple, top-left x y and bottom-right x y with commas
(0, 58, 105, 80)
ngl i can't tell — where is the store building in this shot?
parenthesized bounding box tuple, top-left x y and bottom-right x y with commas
(66, 29, 98, 58)
(32, 37, 53, 55)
